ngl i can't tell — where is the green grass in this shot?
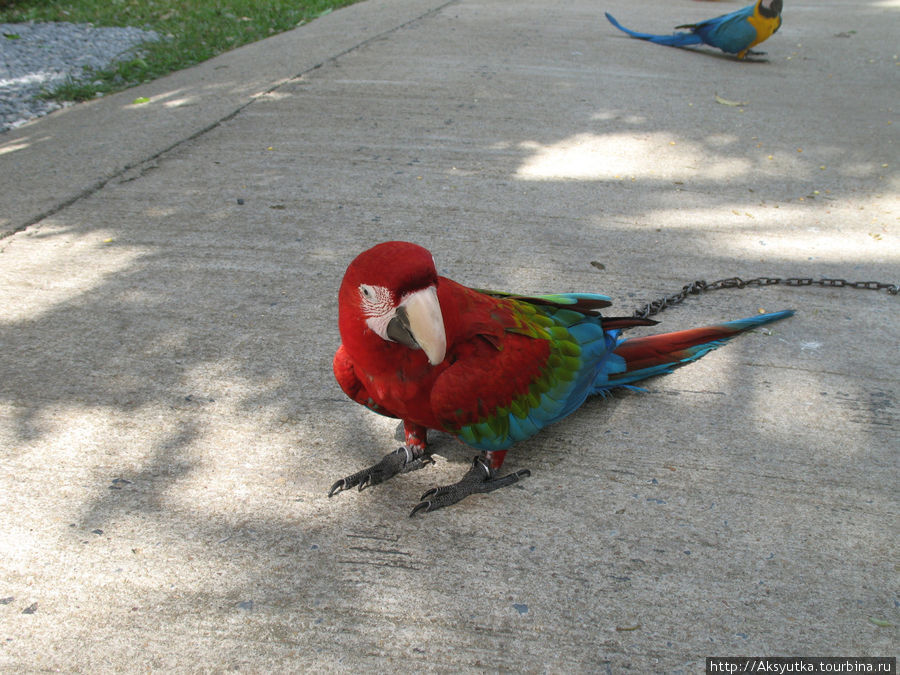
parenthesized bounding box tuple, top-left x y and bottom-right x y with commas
(0, 0, 359, 101)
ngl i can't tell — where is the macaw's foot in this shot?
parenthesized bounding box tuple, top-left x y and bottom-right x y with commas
(328, 446, 433, 497)
(740, 49, 770, 62)
(409, 456, 530, 516)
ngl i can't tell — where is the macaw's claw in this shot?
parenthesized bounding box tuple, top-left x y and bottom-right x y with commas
(328, 446, 433, 498)
(409, 456, 531, 516)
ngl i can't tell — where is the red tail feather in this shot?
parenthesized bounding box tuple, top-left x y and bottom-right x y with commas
(613, 325, 740, 372)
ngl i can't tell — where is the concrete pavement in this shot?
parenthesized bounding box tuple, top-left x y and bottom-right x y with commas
(1, 0, 897, 670)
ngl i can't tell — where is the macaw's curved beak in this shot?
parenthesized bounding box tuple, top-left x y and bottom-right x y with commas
(386, 285, 446, 365)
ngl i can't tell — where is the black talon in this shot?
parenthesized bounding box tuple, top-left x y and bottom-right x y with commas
(409, 456, 531, 516)
(328, 479, 347, 498)
(328, 446, 433, 498)
(409, 500, 432, 517)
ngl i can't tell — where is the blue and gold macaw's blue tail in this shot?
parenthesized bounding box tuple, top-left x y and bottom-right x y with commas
(606, 310, 794, 389)
(605, 11, 705, 48)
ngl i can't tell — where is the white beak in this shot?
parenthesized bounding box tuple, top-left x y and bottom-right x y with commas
(387, 286, 447, 365)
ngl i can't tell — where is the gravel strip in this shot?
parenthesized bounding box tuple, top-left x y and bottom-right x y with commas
(1, 21, 159, 133)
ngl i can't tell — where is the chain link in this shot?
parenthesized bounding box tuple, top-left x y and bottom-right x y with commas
(632, 276, 899, 319)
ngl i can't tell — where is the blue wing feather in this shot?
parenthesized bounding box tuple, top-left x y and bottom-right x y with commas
(690, 7, 757, 53)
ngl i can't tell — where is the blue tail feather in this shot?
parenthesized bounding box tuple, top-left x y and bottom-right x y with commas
(605, 12, 704, 47)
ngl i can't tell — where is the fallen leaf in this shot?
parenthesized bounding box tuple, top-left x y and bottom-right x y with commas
(715, 93, 749, 107)
(868, 617, 893, 628)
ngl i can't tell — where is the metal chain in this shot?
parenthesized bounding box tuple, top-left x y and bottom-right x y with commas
(632, 276, 899, 319)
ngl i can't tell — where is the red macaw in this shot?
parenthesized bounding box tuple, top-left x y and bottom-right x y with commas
(329, 242, 793, 515)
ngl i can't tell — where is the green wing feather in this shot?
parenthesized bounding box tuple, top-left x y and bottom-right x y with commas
(473, 289, 613, 314)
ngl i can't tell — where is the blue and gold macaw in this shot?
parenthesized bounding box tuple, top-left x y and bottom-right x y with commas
(605, 0, 783, 59)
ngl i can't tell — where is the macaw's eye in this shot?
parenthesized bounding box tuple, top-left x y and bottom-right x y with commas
(357, 284, 393, 318)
